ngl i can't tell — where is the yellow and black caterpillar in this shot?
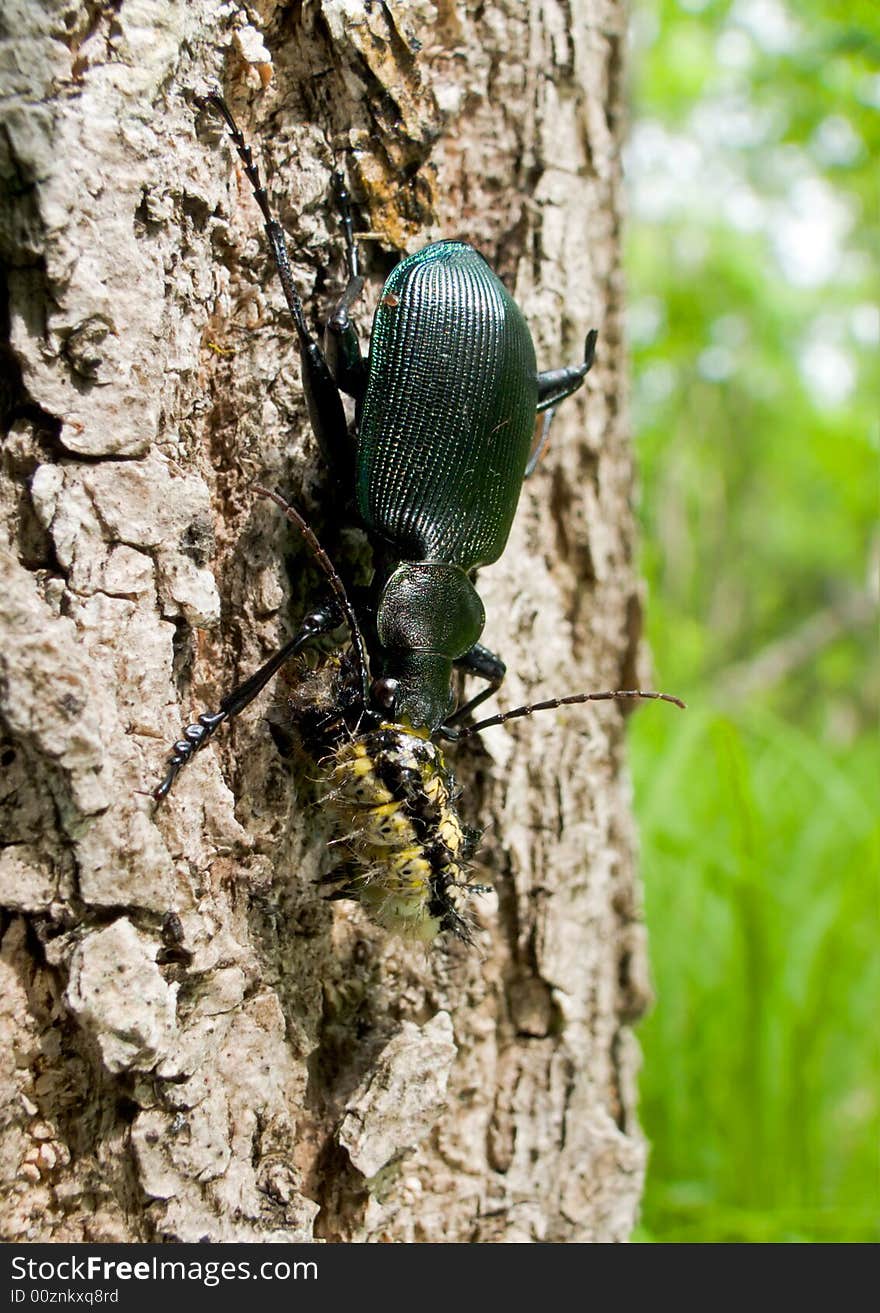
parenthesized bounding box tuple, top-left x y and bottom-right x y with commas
(319, 727, 483, 942)
(286, 653, 485, 943)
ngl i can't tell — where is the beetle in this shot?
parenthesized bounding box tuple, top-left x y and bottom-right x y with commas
(152, 96, 683, 942)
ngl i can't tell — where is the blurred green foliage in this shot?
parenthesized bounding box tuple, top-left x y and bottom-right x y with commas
(625, 0, 879, 1242)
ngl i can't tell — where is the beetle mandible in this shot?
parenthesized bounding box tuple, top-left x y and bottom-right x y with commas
(152, 96, 683, 942)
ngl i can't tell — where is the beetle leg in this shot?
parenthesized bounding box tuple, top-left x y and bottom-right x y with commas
(324, 273, 368, 401)
(536, 328, 598, 412)
(525, 407, 555, 477)
(527, 327, 598, 475)
(200, 95, 353, 490)
(254, 487, 370, 710)
(439, 643, 507, 735)
(151, 602, 342, 801)
(331, 169, 360, 282)
(324, 171, 368, 401)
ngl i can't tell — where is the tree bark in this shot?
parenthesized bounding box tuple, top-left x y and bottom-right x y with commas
(0, 0, 649, 1242)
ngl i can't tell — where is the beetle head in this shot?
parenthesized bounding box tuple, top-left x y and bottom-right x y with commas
(371, 653, 456, 731)
(374, 562, 485, 731)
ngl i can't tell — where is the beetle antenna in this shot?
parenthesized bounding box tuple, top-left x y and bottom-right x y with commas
(199, 93, 314, 349)
(253, 486, 370, 710)
(455, 688, 686, 738)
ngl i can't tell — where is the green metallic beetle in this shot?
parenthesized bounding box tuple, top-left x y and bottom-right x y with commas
(155, 94, 598, 798)
(355, 239, 598, 731)
(153, 98, 682, 939)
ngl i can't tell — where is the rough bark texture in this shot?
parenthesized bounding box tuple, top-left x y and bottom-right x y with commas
(0, 0, 650, 1242)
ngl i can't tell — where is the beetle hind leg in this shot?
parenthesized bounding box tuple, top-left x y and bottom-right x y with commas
(323, 171, 368, 401)
(525, 407, 555, 477)
(535, 328, 598, 412)
(200, 96, 355, 491)
(331, 169, 360, 282)
(324, 273, 367, 401)
(526, 329, 599, 475)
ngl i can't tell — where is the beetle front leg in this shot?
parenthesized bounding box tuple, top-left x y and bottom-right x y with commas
(152, 602, 341, 800)
(439, 643, 507, 737)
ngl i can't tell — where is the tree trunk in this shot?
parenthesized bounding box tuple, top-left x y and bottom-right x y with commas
(0, 0, 648, 1242)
